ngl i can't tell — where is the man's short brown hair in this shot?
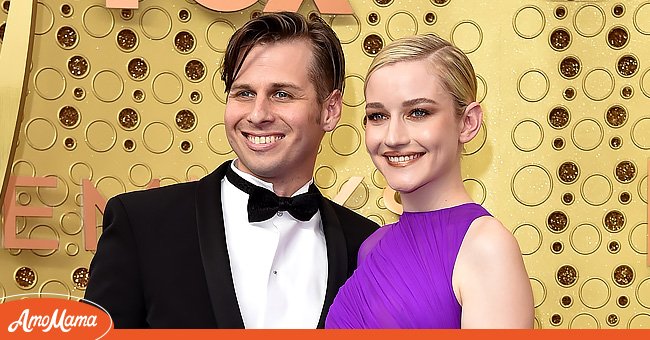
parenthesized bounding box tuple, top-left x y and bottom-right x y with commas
(221, 12, 345, 102)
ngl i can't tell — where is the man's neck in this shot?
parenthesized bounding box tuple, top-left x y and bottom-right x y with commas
(231, 160, 313, 197)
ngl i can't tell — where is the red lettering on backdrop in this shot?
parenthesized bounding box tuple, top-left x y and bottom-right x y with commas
(195, 0, 257, 12)
(82, 180, 107, 251)
(106, 0, 353, 14)
(2, 176, 58, 249)
(313, 0, 354, 14)
(146, 179, 160, 189)
(2, 175, 375, 249)
(80, 179, 158, 250)
(105, 0, 137, 8)
(263, 0, 353, 14)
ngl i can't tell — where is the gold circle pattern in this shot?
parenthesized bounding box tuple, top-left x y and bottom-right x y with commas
(386, 11, 417, 41)
(451, 20, 483, 54)
(139, 7, 172, 40)
(571, 118, 604, 151)
(38, 279, 70, 298)
(81, 5, 114, 38)
(513, 6, 545, 39)
(207, 123, 232, 155)
(128, 163, 153, 187)
(25, 118, 57, 151)
(65, 243, 79, 256)
(512, 224, 542, 255)
(511, 165, 553, 206)
(569, 223, 602, 255)
(152, 72, 183, 104)
(34, 67, 66, 100)
(512, 119, 543, 152)
(329, 124, 361, 156)
(582, 68, 615, 101)
(60, 212, 82, 235)
(85, 120, 117, 152)
(29, 225, 59, 257)
(573, 4, 606, 37)
(142, 122, 174, 154)
(580, 174, 612, 206)
(331, 14, 361, 44)
(517, 69, 550, 102)
(92, 69, 124, 102)
(634, 2, 650, 35)
(206, 20, 235, 52)
(579, 278, 610, 309)
(36, 174, 69, 207)
(35, 2, 54, 35)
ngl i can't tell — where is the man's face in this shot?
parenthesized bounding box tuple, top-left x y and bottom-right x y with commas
(224, 40, 338, 195)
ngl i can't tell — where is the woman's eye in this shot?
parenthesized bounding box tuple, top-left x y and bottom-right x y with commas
(410, 109, 430, 118)
(365, 113, 387, 121)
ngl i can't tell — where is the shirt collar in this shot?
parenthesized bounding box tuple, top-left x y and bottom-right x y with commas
(229, 159, 313, 197)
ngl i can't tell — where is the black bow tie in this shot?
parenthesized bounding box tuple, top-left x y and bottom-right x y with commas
(225, 166, 321, 223)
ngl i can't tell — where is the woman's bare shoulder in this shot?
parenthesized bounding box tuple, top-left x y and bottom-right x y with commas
(462, 216, 522, 263)
(453, 215, 534, 328)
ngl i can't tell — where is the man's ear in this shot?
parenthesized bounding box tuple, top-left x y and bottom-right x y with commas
(321, 90, 343, 132)
(459, 102, 483, 144)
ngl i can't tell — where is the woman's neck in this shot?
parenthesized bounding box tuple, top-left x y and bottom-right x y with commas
(399, 168, 473, 212)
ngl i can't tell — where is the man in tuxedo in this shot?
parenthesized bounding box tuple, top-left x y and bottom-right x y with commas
(84, 12, 379, 328)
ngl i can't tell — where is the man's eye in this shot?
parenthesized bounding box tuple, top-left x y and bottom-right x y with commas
(229, 90, 254, 99)
(274, 91, 291, 99)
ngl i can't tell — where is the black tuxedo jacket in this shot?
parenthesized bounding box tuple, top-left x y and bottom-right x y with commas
(84, 161, 379, 328)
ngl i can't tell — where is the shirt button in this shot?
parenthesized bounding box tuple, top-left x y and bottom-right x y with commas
(273, 270, 278, 275)
(277, 211, 283, 217)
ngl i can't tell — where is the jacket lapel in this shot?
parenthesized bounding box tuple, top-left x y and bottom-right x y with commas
(195, 160, 245, 328)
(316, 198, 348, 328)
(196, 161, 348, 329)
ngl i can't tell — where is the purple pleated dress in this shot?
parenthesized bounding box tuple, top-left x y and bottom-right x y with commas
(325, 203, 491, 329)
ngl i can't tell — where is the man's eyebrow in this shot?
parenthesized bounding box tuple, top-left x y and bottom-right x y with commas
(229, 82, 304, 91)
(269, 82, 302, 91)
(229, 84, 252, 92)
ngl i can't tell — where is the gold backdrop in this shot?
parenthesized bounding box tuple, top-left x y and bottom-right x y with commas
(0, 0, 649, 329)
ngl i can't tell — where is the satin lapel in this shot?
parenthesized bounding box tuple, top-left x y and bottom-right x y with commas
(316, 197, 348, 328)
(195, 160, 245, 328)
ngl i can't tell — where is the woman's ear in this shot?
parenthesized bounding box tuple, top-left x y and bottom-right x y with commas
(459, 102, 483, 143)
(322, 90, 343, 132)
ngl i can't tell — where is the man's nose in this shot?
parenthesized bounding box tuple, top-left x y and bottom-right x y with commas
(247, 97, 274, 125)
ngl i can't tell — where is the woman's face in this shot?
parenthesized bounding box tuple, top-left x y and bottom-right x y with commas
(364, 59, 464, 194)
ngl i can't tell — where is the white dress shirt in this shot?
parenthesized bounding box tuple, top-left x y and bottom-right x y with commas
(221, 161, 328, 328)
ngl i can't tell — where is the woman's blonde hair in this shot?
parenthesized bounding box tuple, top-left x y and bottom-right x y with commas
(366, 34, 477, 116)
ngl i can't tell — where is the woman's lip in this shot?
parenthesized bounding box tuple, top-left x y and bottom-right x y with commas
(384, 152, 424, 166)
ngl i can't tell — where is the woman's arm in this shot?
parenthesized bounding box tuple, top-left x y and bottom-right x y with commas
(453, 216, 534, 329)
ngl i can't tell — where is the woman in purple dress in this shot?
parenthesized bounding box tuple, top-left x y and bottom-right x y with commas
(325, 34, 534, 329)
